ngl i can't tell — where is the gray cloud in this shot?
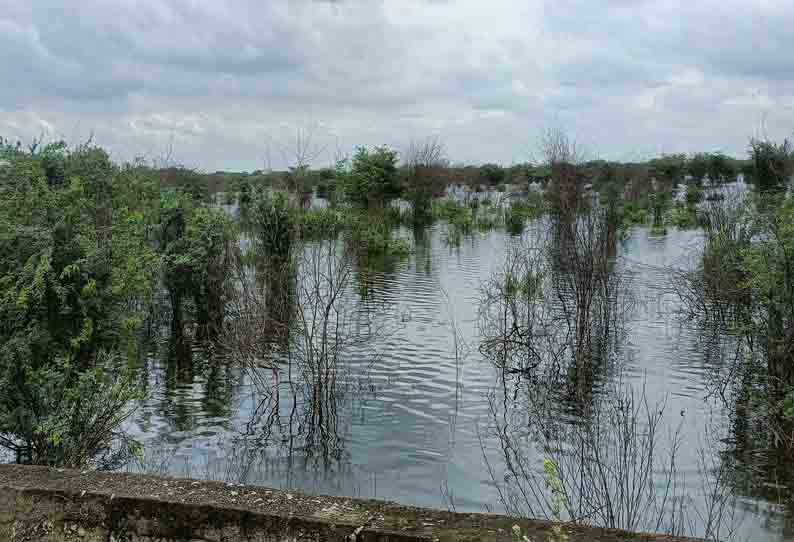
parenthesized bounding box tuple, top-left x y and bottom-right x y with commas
(1, 0, 792, 170)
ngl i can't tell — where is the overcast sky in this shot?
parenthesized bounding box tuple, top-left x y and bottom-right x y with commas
(2, 1, 793, 170)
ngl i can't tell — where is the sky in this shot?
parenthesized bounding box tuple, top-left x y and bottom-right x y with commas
(1, 0, 793, 171)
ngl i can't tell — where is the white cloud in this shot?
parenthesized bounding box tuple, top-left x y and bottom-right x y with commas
(0, 0, 792, 169)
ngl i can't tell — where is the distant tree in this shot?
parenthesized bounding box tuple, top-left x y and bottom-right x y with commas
(648, 154, 686, 185)
(480, 163, 505, 186)
(707, 153, 738, 183)
(687, 153, 709, 184)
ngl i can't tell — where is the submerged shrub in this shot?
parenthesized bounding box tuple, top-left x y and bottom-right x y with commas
(749, 137, 794, 192)
(248, 188, 297, 258)
(685, 184, 704, 206)
(347, 220, 409, 257)
(475, 207, 502, 232)
(667, 203, 698, 229)
(343, 145, 400, 208)
(300, 207, 349, 239)
(505, 195, 545, 235)
(504, 206, 526, 235)
(432, 197, 469, 221)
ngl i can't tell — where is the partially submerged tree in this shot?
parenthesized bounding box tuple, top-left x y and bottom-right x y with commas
(342, 145, 400, 209)
(0, 142, 152, 467)
(403, 136, 448, 224)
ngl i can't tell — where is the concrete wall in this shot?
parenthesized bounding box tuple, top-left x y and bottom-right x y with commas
(0, 465, 695, 542)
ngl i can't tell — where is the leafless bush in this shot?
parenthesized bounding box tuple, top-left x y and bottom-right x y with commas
(539, 128, 589, 220)
(404, 136, 449, 222)
(478, 237, 567, 373)
(221, 237, 388, 461)
(539, 127, 585, 167)
(481, 375, 744, 540)
(551, 203, 627, 362)
(479, 206, 632, 379)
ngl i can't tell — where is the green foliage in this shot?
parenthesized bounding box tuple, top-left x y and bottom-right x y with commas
(740, 196, 794, 373)
(0, 142, 153, 466)
(159, 166, 210, 202)
(782, 390, 794, 422)
(475, 207, 502, 232)
(511, 525, 531, 542)
(687, 153, 710, 184)
(505, 206, 526, 235)
(507, 194, 545, 227)
(749, 137, 794, 192)
(347, 219, 410, 257)
(343, 145, 400, 208)
(480, 163, 505, 186)
(667, 202, 699, 229)
(649, 192, 673, 228)
(247, 188, 297, 259)
(432, 197, 469, 221)
(300, 207, 350, 239)
(383, 204, 413, 227)
(685, 184, 704, 206)
(707, 153, 738, 183)
(620, 200, 650, 229)
(543, 457, 570, 541)
(181, 206, 236, 339)
(648, 154, 687, 184)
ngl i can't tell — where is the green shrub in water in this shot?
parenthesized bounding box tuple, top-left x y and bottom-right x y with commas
(432, 197, 469, 221)
(348, 220, 409, 257)
(300, 207, 349, 239)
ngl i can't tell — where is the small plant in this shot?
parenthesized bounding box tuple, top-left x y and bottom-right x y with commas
(511, 524, 532, 542)
(505, 208, 525, 235)
(543, 458, 569, 542)
(475, 207, 502, 232)
(504, 198, 542, 235)
(667, 202, 698, 229)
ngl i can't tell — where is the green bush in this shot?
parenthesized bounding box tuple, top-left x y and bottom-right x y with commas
(247, 188, 297, 258)
(0, 143, 152, 467)
(667, 203, 698, 229)
(685, 185, 704, 206)
(687, 153, 710, 184)
(749, 137, 793, 192)
(300, 207, 349, 239)
(480, 163, 505, 186)
(432, 197, 469, 221)
(475, 207, 502, 231)
(343, 146, 400, 208)
(707, 153, 738, 183)
(347, 220, 409, 257)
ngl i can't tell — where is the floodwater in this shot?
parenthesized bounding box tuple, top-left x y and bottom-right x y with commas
(126, 212, 793, 541)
